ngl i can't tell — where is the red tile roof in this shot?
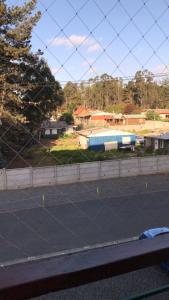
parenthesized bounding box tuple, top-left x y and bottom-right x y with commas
(91, 115, 113, 120)
(155, 109, 169, 114)
(74, 107, 91, 117)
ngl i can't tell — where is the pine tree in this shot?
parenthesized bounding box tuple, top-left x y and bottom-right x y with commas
(20, 55, 64, 133)
(0, 1, 41, 162)
(0, 0, 41, 122)
(0, 1, 64, 164)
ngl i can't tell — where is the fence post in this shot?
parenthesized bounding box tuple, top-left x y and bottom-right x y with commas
(30, 167, 33, 187)
(2, 168, 7, 190)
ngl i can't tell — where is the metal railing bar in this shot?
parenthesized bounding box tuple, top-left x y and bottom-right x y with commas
(0, 234, 169, 299)
(0, 236, 139, 267)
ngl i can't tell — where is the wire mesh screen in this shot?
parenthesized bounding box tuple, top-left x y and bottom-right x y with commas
(2, 4, 169, 299)
(1, 0, 169, 169)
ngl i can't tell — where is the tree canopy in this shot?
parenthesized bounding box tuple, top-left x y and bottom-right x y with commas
(59, 112, 74, 125)
(63, 71, 169, 113)
(0, 0, 41, 122)
(0, 0, 64, 163)
(20, 54, 64, 132)
(146, 110, 161, 121)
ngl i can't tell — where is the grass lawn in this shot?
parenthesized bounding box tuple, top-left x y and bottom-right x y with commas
(16, 133, 138, 167)
(7, 127, 169, 169)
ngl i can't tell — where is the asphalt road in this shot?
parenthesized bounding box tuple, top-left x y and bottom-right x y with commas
(1, 174, 169, 299)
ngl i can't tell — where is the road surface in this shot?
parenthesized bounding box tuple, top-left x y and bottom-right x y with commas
(1, 174, 169, 299)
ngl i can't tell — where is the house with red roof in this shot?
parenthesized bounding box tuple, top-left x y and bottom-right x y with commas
(90, 112, 114, 126)
(154, 109, 169, 120)
(74, 107, 146, 127)
(142, 109, 169, 120)
(74, 108, 114, 127)
(73, 107, 91, 126)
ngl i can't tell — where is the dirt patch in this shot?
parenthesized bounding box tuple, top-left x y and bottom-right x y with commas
(40, 139, 57, 147)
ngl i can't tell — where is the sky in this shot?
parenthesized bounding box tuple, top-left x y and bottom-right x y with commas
(6, 0, 169, 84)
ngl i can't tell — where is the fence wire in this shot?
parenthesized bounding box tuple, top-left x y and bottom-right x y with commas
(2, 3, 169, 299)
(1, 0, 169, 169)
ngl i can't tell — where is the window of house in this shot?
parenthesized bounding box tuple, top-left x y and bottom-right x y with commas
(159, 140, 164, 148)
(45, 129, 50, 135)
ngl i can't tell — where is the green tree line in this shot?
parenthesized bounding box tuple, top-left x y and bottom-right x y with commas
(63, 71, 169, 113)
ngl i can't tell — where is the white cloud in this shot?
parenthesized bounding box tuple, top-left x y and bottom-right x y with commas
(50, 34, 102, 53)
(154, 64, 169, 75)
(50, 34, 90, 48)
(87, 43, 101, 53)
(50, 37, 70, 47)
(69, 35, 89, 46)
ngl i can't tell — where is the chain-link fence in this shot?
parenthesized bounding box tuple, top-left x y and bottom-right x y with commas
(2, 3, 169, 299)
(1, 0, 169, 169)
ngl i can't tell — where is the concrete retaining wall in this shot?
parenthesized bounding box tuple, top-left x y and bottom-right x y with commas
(0, 169, 5, 190)
(57, 165, 79, 184)
(100, 160, 119, 179)
(1, 155, 169, 190)
(6, 168, 31, 190)
(33, 167, 56, 187)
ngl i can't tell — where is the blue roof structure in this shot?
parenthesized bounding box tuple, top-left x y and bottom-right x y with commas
(79, 128, 136, 151)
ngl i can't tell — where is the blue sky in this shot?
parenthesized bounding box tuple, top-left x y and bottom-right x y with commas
(7, 0, 169, 84)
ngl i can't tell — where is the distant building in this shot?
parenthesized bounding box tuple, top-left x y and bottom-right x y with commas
(112, 114, 125, 125)
(74, 106, 146, 128)
(73, 107, 91, 126)
(74, 108, 114, 127)
(110, 114, 145, 125)
(123, 114, 146, 125)
(144, 133, 169, 150)
(78, 128, 136, 151)
(142, 109, 169, 120)
(41, 120, 77, 138)
(154, 109, 169, 120)
(90, 112, 114, 126)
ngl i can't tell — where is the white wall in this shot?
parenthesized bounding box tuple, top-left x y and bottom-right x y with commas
(79, 135, 88, 149)
(160, 114, 166, 120)
(1, 155, 169, 190)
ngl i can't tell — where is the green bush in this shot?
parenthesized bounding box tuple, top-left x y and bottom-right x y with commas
(144, 146, 154, 154)
(155, 148, 169, 155)
(59, 112, 74, 124)
(146, 110, 161, 121)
